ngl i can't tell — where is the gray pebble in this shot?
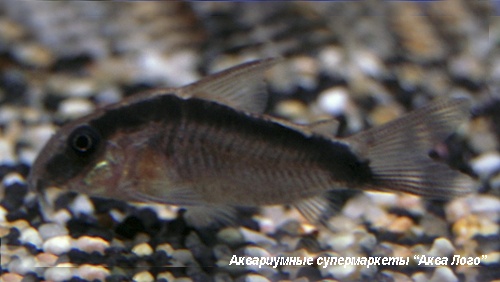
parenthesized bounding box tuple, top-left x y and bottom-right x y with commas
(471, 152, 500, 179)
(19, 227, 43, 249)
(429, 267, 458, 282)
(44, 265, 74, 282)
(428, 237, 455, 257)
(42, 235, 73, 255)
(39, 223, 68, 240)
(7, 255, 35, 275)
(217, 227, 245, 247)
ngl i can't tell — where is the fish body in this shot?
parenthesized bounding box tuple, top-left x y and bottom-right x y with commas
(29, 59, 475, 225)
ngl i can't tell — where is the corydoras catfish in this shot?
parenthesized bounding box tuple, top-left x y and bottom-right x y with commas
(29, 58, 475, 226)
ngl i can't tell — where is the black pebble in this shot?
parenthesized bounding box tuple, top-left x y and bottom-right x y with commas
(66, 216, 114, 241)
(67, 248, 91, 264)
(296, 266, 323, 281)
(0, 70, 28, 105)
(0, 182, 28, 211)
(115, 215, 146, 239)
(105, 275, 129, 282)
(121, 82, 156, 98)
(0, 163, 30, 180)
(42, 93, 66, 113)
(148, 250, 170, 267)
(5, 208, 29, 222)
(66, 277, 89, 282)
(136, 208, 161, 234)
(52, 54, 93, 73)
(91, 197, 129, 214)
(20, 272, 41, 282)
(2, 227, 21, 246)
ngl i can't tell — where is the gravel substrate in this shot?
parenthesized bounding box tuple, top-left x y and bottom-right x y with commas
(1, 2, 499, 282)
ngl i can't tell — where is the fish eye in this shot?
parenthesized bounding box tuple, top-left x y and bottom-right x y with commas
(68, 125, 101, 156)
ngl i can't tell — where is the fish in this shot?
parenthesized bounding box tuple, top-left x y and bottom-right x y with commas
(28, 58, 476, 226)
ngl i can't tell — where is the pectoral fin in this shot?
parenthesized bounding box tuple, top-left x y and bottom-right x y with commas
(183, 205, 238, 228)
(124, 181, 237, 227)
(293, 192, 341, 225)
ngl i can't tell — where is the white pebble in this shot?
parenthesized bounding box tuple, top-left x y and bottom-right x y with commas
(239, 227, 276, 246)
(49, 76, 97, 98)
(39, 223, 68, 240)
(24, 124, 55, 151)
(324, 233, 355, 252)
(74, 236, 109, 254)
(156, 243, 175, 256)
(352, 49, 385, 78)
(243, 246, 271, 258)
(2, 173, 25, 187)
(12, 43, 54, 67)
(172, 249, 196, 266)
(58, 98, 95, 119)
(471, 152, 500, 178)
(217, 227, 245, 247)
(69, 194, 94, 216)
(43, 235, 73, 255)
(468, 195, 500, 214)
(132, 242, 153, 256)
(75, 264, 110, 281)
(8, 255, 35, 275)
(109, 209, 126, 223)
(319, 46, 345, 76)
(481, 252, 500, 265)
(242, 274, 271, 282)
(50, 209, 72, 226)
(0, 206, 7, 222)
(19, 227, 43, 249)
(317, 87, 350, 116)
(133, 271, 155, 282)
(364, 191, 399, 207)
(96, 87, 122, 105)
(412, 272, 430, 282)
(429, 266, 458, 282)
(44, 264, 74, 282)
(428, 238, 455, 257)
(321, 263, 356, 280)
(0, 138, 16, 165)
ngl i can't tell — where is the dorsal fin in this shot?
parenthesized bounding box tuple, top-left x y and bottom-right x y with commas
(308, 119, 340, 137)
(178, 58, 281, 114)
(271, 117, 339, 138)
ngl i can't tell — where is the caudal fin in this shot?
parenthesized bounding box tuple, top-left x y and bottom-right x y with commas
(345, 98, 476, 199)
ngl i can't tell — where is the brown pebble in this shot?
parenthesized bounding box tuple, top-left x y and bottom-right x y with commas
(36, 253, 59, 267)
(132, 271, 154, 282)
(74, 236, 110, 254)
(0, 272, 23, 282)
(132, 242, 154, 256)
(387, 216, 414, 234)
(75, 264, 110, 281)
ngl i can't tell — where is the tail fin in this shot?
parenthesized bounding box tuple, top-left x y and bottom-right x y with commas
(345, 98, 476, 199)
